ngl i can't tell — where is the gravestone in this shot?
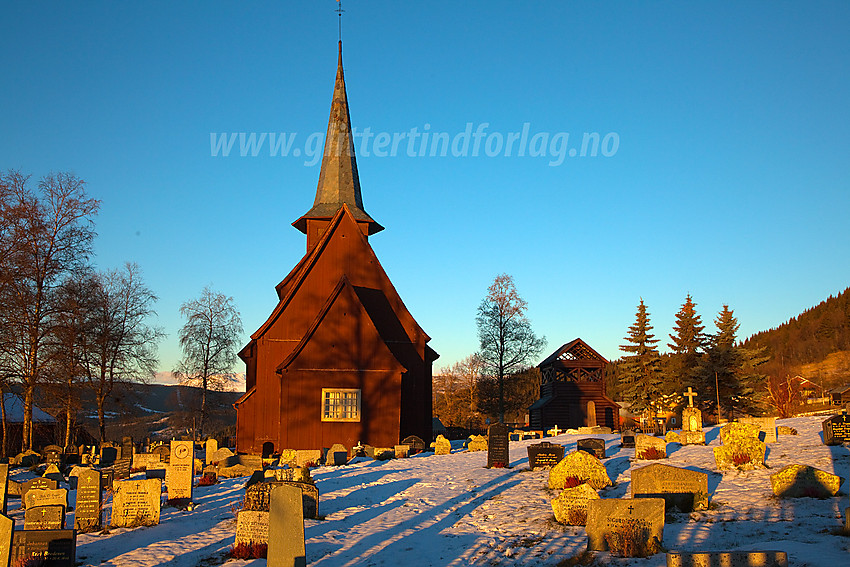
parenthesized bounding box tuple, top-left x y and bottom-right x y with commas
(679, 431, 706, 445)
(549, 451, 612, 490)
(467, 435, 488, 452)
(770, 464, 843, 498)
(145, 466, 167, 480)
(739, 417, 777, 443)
(24, 488, 68, 511)
(20, 479, 58, 509)
(236, 510, 269, 546)
(577, 438, 606, 459)
(100, 469, 114, 491)
(132, 453, 162, 470)
(585, 498, 665, 556)
(205, 439, 218, 464)
(43, 464, 64, 483)
(551, 483, 599, 525)
(822, 412, 850, 445)
(43, 445, 63, 466)
(635, 434, 667, 459)
(434, 435, 451, 456)
(245, 481, 319, 520)
(11, 530, 75, 567)
(100, 444, 118, 465)
(631, 463, 709, 511)
(112, 458, 131, 480)
(719, 422, 761, 445)
(665, 431, 681, 443)
(267, 484, 306, 567)
(111, 478, 162, 527)
(394, 445, 409, 458)
(168, 440, 194, 503)
(74, 468, 103, 533)
(121, 436, 134, 464)
(621, 431, 636, 448)
(713, 437, 766, 470)
(210, 447, 234, 463)
(0, 513, 11, 567)
(401, 435, 426, 454)
(666, 550, 789, 567)
(682, 408, 703, 433)
(0, 463, 8, 515)
(151, 444, 170, 463)
(24, 505, 65, 530)
(486, 423, 509, 468)
(527, 441, 564, 470)
(294, 450, 321, 468)
(327, 444, 348, 466)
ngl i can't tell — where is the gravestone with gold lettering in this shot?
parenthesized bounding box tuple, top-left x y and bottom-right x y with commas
(74, 468, 103, 532)
(822, 412, 850, 445)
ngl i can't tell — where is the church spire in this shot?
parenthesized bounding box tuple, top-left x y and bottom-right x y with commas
(292, 41, 383, 243)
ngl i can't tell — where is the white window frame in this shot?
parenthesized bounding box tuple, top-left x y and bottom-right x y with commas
(321, 388, 361, 422)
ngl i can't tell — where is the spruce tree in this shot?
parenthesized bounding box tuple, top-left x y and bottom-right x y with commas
(619, 299, 664, 416)
(699, 305, 769, 418)
(667, 294, 706, 395)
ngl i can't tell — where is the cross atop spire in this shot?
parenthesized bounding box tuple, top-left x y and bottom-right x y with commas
(292, 41, 383, 245)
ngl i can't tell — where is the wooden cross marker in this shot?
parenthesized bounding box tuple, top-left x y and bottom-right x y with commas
(684, 387, 698, 408)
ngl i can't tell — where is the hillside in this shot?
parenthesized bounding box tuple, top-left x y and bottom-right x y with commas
(35, 382, 242, 443)
(743, 286, 850, 388)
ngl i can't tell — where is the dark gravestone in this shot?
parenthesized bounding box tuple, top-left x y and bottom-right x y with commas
(11, 530, 75, 567)
(121, 436, 134, 464)
(401, 436, 426, 454)
(577, 438, 606, 459)
(822, 413, 850, 445)
(486, 423, 510, 468)
(100, 469, 114, 491)
(245, 470, 265, 489)
(145, 467, 166, 480)
(527, 442, 565, 470)
(0, 463, 8, 515)
(0, 513, 11, 567)
(267, 484, 306, 567)
(112, 459, 131, 481)
(43, 446, 63, 466)
(74, 469, 102, 533)
(100, 446, 118, 465)
(21, 479, 57, 508)
(621, 431, 636, 448)
(24, 505, 65, 530)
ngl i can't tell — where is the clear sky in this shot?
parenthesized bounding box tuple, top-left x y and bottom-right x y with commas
(2, 2, 849, 380)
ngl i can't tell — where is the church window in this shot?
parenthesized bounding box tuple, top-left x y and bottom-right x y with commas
(321, 388, 361, 421)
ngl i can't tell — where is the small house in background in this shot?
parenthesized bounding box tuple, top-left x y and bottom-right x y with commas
(529, 338, 620, 431)
(829, 385, 850, 406)
(3, 393, 57, 450)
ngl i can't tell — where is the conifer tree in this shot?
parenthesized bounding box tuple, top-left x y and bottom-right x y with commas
(618, 299, 664, 416)
(667, 294, 706, 394)
(700, 305, 768, 418)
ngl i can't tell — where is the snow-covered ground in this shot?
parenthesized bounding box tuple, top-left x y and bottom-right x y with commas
(10, 416, 850, 566)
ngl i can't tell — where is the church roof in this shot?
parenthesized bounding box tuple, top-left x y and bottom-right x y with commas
(538, 338, 608, 368)
(292, 41, 383, 235)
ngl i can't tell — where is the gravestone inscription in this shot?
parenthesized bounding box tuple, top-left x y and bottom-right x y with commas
(486, 423, 509, 468)
(586, 498, 665, 555)
(24, 505, 65, 530)
(11, 530, 75, 567)
(527, 442, 564, 470)
(20, 480, 59, 509)
(43, 445, 63, 466)
(168, 440, 194, 503)
(400, 435, 426, 454)
(74, 468, 103, 532)
(822, 412, 850, 445)
(112, 458, 131, 480)
(111, 479, 161, 527)
(236, 510, 269, 546)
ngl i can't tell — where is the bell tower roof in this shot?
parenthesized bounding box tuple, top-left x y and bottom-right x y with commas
(292, 41, 383, 236)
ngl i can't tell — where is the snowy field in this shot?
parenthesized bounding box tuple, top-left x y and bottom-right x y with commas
(9, 416, 850, 566)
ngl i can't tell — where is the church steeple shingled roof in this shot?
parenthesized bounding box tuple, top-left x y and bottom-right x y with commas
(292, 41, 383, 235)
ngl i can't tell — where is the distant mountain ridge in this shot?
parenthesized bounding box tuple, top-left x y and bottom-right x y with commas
(743, 286, 850, 387)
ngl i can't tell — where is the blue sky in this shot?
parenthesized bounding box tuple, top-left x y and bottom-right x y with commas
(2, 2, 849, 380)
